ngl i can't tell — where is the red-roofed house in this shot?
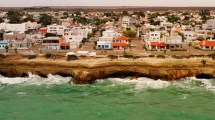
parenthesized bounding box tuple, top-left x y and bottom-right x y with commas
(39, 28, 47, 35)
(112, 36, 129, 50)
(198, 40, 215, 50)
(147, 42, 166, 50)
(42, 37, 64, 50)
(60, 42, 70, 50)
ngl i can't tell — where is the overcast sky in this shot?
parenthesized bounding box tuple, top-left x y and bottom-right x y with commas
(0, 0, 215, 7)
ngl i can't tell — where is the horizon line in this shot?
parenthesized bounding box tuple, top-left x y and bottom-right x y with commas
(0, 5, 215, 8)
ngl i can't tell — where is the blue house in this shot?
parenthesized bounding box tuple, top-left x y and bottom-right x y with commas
(96, 41, 112, 50)
(0, 41, 9, 50)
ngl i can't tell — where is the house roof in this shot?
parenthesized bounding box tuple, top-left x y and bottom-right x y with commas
(61, 43, 70, 47)
(117, 36, 128, 41)
(198, 40, 215, 46)
(112, 42, 128, 47)
(150, 42, 166, 47)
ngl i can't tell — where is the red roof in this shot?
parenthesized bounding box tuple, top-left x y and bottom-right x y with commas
(112, 42, 128, 47)
(150, 42, 166, 47)
(198, 40, 215, 46)
(117, 36, 128, 41)
(61, 43, 70, 47)
(39, 28, 47, 33)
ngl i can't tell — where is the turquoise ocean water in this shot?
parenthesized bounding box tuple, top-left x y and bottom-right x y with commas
(0, 74, 215, 120)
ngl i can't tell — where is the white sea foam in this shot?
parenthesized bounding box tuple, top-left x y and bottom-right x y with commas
(98, 77, 171, 90)
(183, 77, 215, 92)
(0, 73, 72, 85)
(97, 77, 215, 92)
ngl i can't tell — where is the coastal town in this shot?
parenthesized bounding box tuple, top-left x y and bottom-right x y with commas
(1, 0, 215, 119)
(0, 8, 215, 60)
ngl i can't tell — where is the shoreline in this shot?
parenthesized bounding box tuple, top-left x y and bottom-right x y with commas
(0, 57, 215, 84)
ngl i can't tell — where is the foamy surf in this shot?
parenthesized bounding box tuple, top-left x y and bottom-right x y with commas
(97, 77, 171, 90)
(0, 73, 72, 85)
(97, 77, 215, 92)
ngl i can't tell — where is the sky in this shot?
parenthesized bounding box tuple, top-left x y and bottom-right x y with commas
(0, 0, 215, 7)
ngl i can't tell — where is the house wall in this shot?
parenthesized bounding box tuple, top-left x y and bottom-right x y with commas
(96, 42, 111, 49)
(149, 31, 160, 41)
(182, 31, 196, 40)
(0, 23, 27, 32)
(0, 42, 8, 49)
(47, 25, 65, 35)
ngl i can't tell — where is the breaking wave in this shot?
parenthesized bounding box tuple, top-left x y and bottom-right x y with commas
(97, 77, 215, 92)
(0, 73, 215, 93)
(0, 73, 72, 85)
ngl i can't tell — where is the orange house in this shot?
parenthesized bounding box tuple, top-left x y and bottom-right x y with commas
(112, 36, 129, 50)
(198, 40, 215, 50)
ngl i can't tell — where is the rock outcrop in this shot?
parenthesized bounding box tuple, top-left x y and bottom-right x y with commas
(0, 58, 215, 84)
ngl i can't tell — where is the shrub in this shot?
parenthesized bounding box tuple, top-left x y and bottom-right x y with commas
(157, 55, 165, 59)
(170, 49, 187, 51)
(67, 55, 79, 61)
(80, 55, 87, 58)
(0, 54, 6, 59)
(201, 59, 207, 66)
(28, 55, 37, 59)
(148, 55, 155, 57)
(108, 55, 118, 61)
(123, 54, 133, 58)
(208, 53, 215, 60)
(44, 53, 53, 58)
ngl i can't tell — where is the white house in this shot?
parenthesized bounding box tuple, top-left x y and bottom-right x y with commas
(182, 31, 196, 41)
(157, 16, 167, 22)
(164, 35, 183, 49)
(148, 31, 161, 41)
(210, 11, 215, 17)
(0, 41, 9, 50)
(96, 30, 120, 50)
(63, 29, 89, 49)
(202, 19, 215, 31)
(25, 21, 41, 30)
(42, 37, 62, 50)
(121, 16, 137, 28)
(0, 23, 27, 32)
(160, 22, 173, 31)
(47, 24, 66, 35)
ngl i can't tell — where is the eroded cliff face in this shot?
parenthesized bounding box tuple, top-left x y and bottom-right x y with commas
(0, 59, 215, 84)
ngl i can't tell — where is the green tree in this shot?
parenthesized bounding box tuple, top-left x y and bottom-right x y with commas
(184, 16, 190, 21)
(122, 10, 129, 16)
(39, 14, 52, 26)
(150, 12, 159, 19)
(14, 48, 17, 53)
(123, 30, 137, 38)
(7, 11, 22, 23)
(5, 45, 8, 52)
(0, 18, 4, 23)
(87, 32, 93, 39)
(82, 38, 87, 44)
(133, 11, 145, 17)
(23, 15, 34, 22)
(167, 15, 180, 23)
(0, 32, 3, 40)
(100, 28, 106, 36)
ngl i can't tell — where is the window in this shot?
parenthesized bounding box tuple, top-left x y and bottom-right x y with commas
(104, 45, 109, 48)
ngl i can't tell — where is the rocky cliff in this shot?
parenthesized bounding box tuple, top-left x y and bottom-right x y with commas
(0, 58, 215, 84)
